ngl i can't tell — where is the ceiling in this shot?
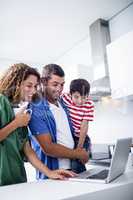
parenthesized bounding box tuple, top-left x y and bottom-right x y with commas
(0, 0, 132, 65)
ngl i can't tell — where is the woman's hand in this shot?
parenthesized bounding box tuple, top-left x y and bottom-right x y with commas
(47, 169, 77, 180)
(24, 142, 77, 181)
(15, 112, 31, 127)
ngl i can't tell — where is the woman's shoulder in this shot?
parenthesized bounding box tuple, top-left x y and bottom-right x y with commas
(0, 94, 14, 119)
(0, 93, 10, 105)
(0, 93, 7, 100)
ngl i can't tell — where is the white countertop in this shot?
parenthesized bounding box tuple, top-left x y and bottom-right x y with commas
(0, 169, 133, 200)
(1, 155, 133, 200)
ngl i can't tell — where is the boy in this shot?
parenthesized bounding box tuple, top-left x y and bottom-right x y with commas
(62, 78, 94, 173)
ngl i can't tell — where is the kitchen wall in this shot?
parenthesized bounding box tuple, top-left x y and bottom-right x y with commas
(90, 4, 133, 144)
(56, 37, 93, 92)
(90, 98, 133, 144)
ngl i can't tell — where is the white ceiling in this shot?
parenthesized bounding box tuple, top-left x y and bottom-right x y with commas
(0, 0, 132, 65)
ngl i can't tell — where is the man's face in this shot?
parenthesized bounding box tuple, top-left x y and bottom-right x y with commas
(45, 74, 65, 102)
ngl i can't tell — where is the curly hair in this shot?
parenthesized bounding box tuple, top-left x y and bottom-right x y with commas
(0, 63, 40, 104)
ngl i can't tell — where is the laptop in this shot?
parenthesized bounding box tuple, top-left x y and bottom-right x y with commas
(69, 138, 132, 183)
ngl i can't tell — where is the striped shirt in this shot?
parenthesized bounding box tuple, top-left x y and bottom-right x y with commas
(62, 93, 94, 136)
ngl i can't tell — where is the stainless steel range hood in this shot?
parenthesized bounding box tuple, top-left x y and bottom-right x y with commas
(89, 19, 111, 101)
(90, 76, 111, 101)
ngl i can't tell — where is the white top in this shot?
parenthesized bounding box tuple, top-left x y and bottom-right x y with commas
(49, 102, 74, 169)
(14, 101, 29, 114)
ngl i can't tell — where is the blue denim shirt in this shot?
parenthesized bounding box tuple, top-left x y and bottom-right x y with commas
(29, 98, 74, 180)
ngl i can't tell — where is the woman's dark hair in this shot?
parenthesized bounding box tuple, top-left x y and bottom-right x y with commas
(70, 78, 90, 96)
(0, 63, 40, 104)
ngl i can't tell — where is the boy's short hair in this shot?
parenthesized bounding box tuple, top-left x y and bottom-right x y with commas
(70, 78, 90, 96)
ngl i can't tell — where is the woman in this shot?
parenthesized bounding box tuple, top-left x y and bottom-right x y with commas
(0, 63, 74, 186)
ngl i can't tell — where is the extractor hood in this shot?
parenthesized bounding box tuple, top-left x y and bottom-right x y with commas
(89, 19, 111, 101)
(90, 76, 111, 101)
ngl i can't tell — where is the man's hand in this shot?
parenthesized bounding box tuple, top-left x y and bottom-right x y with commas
(74, 147, 89, 164)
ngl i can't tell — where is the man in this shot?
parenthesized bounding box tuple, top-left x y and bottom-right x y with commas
(29, 64, 89, 179)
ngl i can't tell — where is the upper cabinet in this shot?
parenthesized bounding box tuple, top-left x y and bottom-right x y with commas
(106, 29, 133, 99)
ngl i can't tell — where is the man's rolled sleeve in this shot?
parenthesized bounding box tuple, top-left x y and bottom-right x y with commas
(29, 111, 49, 136)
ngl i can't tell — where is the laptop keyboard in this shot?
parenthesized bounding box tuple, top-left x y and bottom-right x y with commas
(87, 169, 109, 179)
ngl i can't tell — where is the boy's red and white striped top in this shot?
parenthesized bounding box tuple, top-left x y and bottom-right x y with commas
(62, 93, 94, 136)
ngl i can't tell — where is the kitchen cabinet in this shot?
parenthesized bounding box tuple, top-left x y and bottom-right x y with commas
(107, 29, 133, 99)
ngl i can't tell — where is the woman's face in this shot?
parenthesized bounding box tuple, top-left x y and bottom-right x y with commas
(20, 75, 39, 102)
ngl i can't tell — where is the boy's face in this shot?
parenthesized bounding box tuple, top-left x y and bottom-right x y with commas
(71, 92, 88, 106)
